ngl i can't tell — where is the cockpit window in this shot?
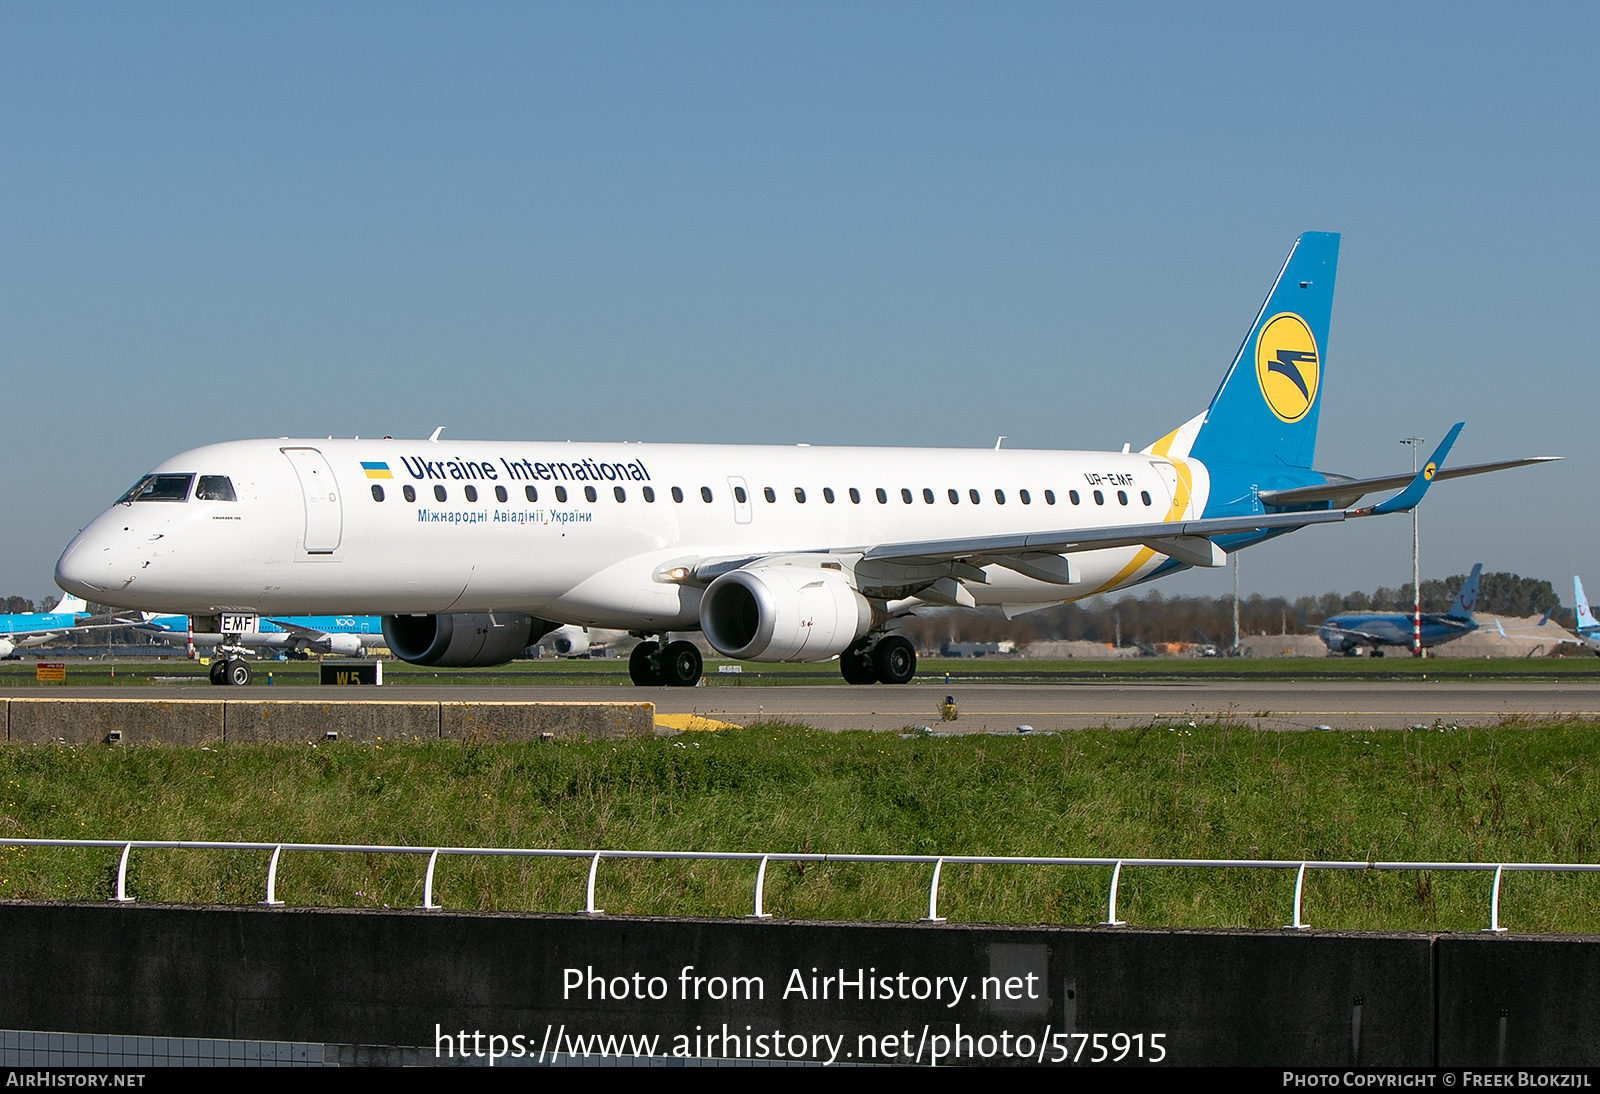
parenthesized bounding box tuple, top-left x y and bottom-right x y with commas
(195, 475, 236, 501)
(117, 474, 194, 503)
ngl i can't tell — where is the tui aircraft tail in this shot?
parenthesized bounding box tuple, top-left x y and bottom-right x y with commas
(1576, 576, 1597, 635)
(1445, 563, 1484, 622)
(1150, 232, 1340, 474)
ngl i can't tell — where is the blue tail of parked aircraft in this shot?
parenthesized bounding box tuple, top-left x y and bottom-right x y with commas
(1188, 232, 1340, 473)
(1446, 563, 1484, 622)
(1577, 576, 1597, 637)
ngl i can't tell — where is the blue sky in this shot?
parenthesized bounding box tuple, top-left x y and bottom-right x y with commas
(1, 3, 1593, 606)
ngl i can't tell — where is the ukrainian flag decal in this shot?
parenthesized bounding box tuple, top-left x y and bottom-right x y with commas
(1254, 312, 1319, 423)
(361, 461, 393, 480)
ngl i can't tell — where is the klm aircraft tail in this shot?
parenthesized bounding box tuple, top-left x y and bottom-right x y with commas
(53, 594, 88, 616)
(1576, 576, 1597, 636)
(1445, 563, 1484, 622)
(1154, 232, 1340, 473)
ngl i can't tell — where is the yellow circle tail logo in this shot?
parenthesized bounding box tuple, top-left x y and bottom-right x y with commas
(1423, 462, 1436, 480)
(1254, 312, 1319, 423)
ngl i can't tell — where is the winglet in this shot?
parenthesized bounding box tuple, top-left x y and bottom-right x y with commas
(1358, 422, 1464, 516)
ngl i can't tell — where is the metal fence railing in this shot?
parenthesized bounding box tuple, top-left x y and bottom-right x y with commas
(1, 837, 1594, 931)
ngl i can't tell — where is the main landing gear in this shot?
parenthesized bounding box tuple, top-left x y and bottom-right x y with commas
(628, 638, 703, 687)
(839, 635, 916, 685)
(208, 657, 252, 686)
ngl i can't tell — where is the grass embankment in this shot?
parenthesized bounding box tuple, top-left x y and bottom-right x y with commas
(2, 722, 1598, 932)
(2, 655, 1597, 688)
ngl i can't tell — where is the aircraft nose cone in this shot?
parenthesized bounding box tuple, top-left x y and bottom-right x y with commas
(55, 534, 109, 597)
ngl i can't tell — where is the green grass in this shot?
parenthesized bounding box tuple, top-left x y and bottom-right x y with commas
(3, 654, 1597, 688)
(1, 721, 1599, 932)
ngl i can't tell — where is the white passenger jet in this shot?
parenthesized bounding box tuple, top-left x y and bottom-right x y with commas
(54, 233, 1557, 686)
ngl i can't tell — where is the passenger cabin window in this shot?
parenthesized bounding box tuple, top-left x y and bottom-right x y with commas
(464, 485, 478, 502)
(1069, 490, 1080, 505)
(1117, 490, 1128, 505)
(701, 486, 713, 503)
(900, 488, 913, 504)
(1093, 490, 1104, 505)
(875, 488, 888, 504)
(555, 486, 568, 502)
(994, 489, 1006, 505)
(849, 488, 861, 504)
(614, 486, 626, 502)
(1141, 491, 1152, 506)
(434, 485, 447, 502)
(763, 487, 775, 503)
(735, 486, 748, 504)
(524, 485, 538, 502)
(1019, 489, 1031, 505)
(672, 487, 684, 503)
(948, 489, 959, 504)
(643, 486, 655, 502)
(922, 488, 934, 504)
(823, 487, 835, 504)
(404, 485, 417, 502)
(969, 489, 980, 505)
(584, 486, 597, 502)
(195, 476, 236, 502)
(795, 487, 807, 503)
(370, 485, 385, 502)
(495, 485, 508, 503)
(1045, 490, 1056, 505)
(118, 474, 194, 504)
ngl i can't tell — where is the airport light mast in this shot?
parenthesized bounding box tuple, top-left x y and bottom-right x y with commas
(1401, 436, 1424, 656)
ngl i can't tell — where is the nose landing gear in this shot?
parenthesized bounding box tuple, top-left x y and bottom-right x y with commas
(208, 657, 252, 686)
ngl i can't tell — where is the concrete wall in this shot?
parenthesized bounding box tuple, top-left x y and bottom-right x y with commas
(0, 698, 654, 744)
(3, 902, 1596, 1064)
(6, 699, 224, 745)
(0, 903, 1445, 1066)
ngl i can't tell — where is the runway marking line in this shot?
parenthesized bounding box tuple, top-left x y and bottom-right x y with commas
(655, 714, 743, 732)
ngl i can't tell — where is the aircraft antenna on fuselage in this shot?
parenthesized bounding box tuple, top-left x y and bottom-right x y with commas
(428, 426, 444, 442)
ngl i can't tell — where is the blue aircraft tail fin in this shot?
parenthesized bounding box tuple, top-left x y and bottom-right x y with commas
(1576, 576, 1597, 635)
(1181, 232, 1340, 472)
(1446, 563, 1484, 621)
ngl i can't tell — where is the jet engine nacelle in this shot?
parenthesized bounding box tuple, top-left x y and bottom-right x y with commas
(546, 625, 589, 657)
(700, 566, 872, 662)
(318, 633, 364, 657)
(0, 640, 14, 660)
(381, 613, 555, 667)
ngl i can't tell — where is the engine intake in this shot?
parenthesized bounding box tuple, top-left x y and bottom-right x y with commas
(382, 613, 554, 667)
(700, 566, 872, 662)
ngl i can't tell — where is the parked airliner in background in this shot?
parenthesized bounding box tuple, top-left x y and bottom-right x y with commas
(54, 233, 1558, 686)
(0, 594, 135, 659)
(135, 612, 385, 684)
(1533, 576, 1600, 654)
(536, 624, 594, 658)
(1317, 563, 1483, 656)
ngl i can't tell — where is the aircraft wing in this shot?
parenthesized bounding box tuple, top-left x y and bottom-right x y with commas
(261, 618, 344, 646)
(859, 509, 1347, 567)
(1257, 456, 1561, 508)
(687, 425, 1472, 587)
(863, 425, 1474, 569)
(1316, 622, 1398, 643)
